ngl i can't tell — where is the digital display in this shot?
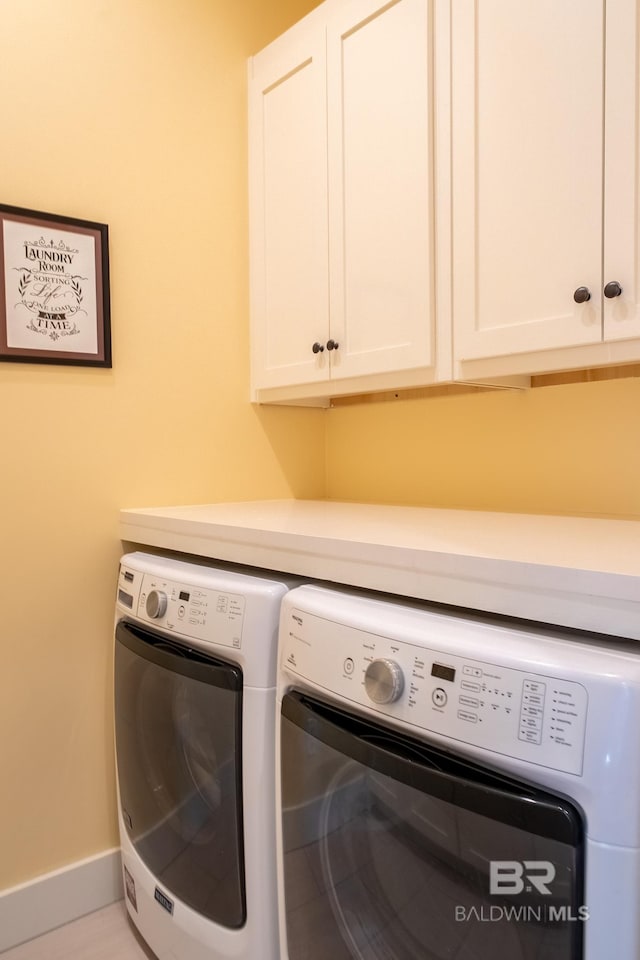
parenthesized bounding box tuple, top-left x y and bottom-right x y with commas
(431, 663, 455, 683)
(179, 590, 190, 601)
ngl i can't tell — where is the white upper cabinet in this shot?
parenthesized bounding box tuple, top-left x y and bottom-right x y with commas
(249, 0, 447, 403)
(452, 0, 640, 379)
(603, 0, 640, 345)
(250, 0, 640, 402)
(326, 0, 434, 381)
(248, 16, 329, 393)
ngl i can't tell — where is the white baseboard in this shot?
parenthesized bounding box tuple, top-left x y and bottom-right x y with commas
(0, 848, 124, 952)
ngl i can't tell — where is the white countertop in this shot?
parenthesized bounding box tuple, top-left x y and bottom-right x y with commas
(120, 499, 640, 640)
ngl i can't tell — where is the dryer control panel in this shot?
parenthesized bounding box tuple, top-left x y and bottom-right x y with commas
(117, 559, 246, 649)
(281, 605, 588, 776)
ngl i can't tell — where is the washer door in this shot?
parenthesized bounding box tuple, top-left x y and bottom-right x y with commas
(115, 620, 245, 927)
(281, 692, 585, 960)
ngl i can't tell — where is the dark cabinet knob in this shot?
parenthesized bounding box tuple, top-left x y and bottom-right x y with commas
(312, 342, 324, 354)
(604, 281, 622, 299)
(573, 286, 591, 304)
(326, 339, 339, 351)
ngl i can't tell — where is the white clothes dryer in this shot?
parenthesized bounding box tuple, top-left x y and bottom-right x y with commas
(276, 583, 640, 960)
(114, 552, 295, 960)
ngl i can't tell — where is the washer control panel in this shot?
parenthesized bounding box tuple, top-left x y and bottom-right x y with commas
(117, 561, 246, 649)
(282, 607, 588, 775)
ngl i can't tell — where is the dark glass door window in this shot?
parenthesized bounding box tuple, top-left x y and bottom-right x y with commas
(281, 692, 584, 960)
(115, 620, 245, 928)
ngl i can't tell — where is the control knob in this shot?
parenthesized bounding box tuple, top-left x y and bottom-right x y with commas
(364, 658, 404, 704)
(146, 589, 168, 619)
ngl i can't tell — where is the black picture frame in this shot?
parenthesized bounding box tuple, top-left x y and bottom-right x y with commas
(0, 203, 111, 367)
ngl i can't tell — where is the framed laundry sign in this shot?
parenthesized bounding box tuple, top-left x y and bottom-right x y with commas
(0, 203, 111, 366)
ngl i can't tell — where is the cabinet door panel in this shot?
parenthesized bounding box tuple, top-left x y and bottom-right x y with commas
(249, 31, 329, 391)
(327, 0, 435, 380)
(604, 0, 640, 342)
(453, 0, 604, 363)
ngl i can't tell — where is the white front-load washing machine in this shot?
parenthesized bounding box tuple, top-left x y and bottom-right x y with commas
(114, 551, 296, 960)
(276, 583, 640, 960)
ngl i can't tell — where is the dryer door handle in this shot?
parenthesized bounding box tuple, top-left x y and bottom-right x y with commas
(116, 620, 242, 691)
(281, 692, 583, 846)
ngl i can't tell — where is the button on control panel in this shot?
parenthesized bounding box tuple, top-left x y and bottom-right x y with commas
(432, 688, 448, 708)
(520, 680, 546, 744)
(282, 607, 589, 776)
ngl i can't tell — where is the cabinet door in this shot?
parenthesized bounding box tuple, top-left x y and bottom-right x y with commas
(452, 0, 605, 363)
(603, 0, 640, 343)
(326, 0, 435, 380)
(249, 23, 329, 392)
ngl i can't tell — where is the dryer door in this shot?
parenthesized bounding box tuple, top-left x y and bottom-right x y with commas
(115, 620, 245, 927)
(280, 691, 585, 960)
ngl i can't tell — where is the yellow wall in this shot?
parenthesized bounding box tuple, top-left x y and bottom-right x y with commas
(326, 377, 640, 518)
(0, 0, 323, 891)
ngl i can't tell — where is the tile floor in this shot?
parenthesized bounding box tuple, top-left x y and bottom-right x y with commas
(0, 901, 156, 960)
